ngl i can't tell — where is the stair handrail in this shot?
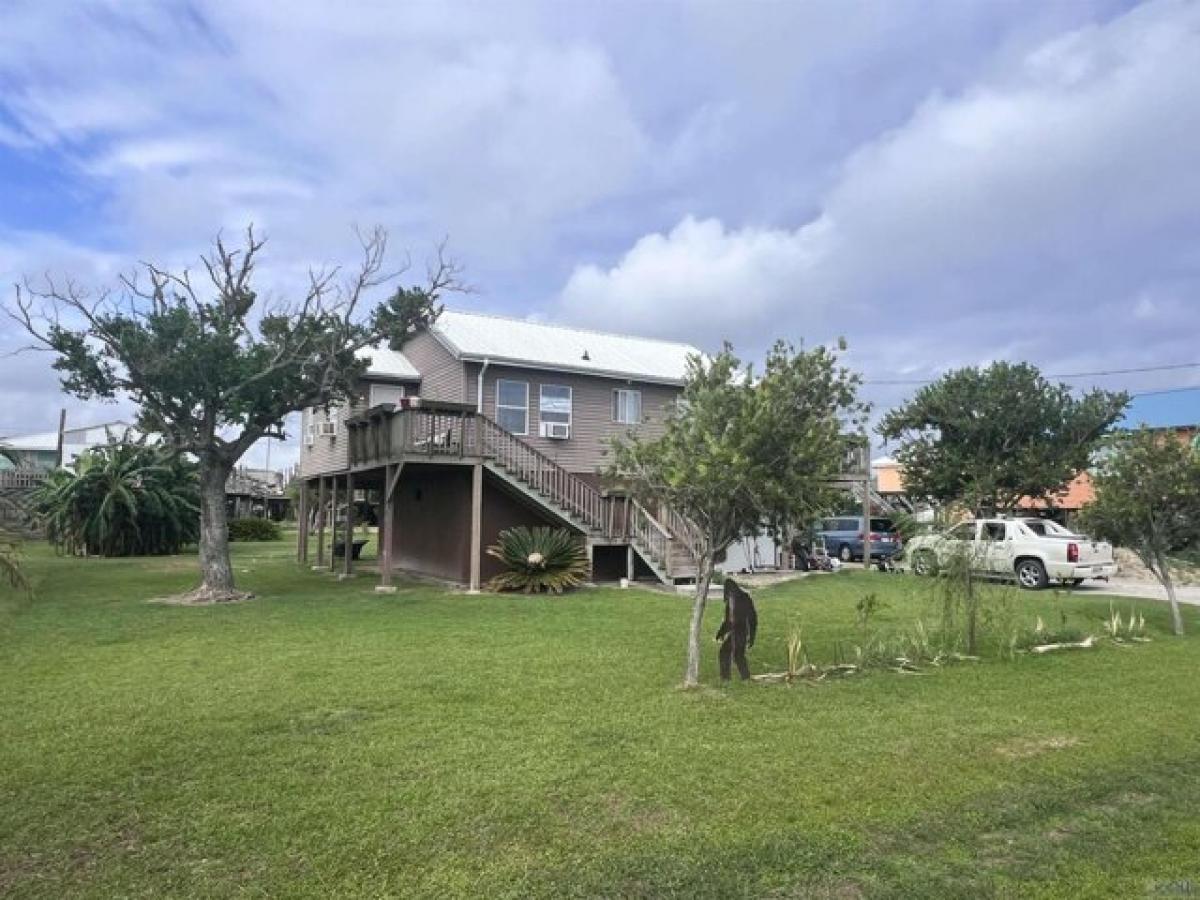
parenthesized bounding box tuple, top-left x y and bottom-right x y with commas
(656, 503, 706, 562)
(627, 498, 670, 568)
(473, 412, 609, 534)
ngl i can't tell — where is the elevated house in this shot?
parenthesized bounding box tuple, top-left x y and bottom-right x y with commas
(226, 467, 292, 521)
(296, 310, 706, 589)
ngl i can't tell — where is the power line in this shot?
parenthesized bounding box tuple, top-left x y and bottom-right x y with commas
(1129, 385, 1200, 398)
(864, 361, 1200, 386)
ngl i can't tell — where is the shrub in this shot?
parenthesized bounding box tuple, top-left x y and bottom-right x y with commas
(228, 517, 282, 542)
(486, 526, 589, 594)
(0, 530, 29, 595)
(34, 438, 199, 557)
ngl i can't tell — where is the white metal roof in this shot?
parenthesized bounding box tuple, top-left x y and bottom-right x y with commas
(0, 431, 59, 451)
(429, 310, 702, 384)
(1, 421, 139, 453)
(357, 345, 421, 381)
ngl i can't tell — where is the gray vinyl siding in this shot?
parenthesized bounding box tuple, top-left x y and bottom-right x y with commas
(401, 331, 467, 403)
(298, 403, 353, 477)
(465, 362, 680, 474)
(299, 378, 417, 477)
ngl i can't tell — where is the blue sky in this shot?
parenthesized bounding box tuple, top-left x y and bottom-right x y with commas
(1, 0, 1198, 467)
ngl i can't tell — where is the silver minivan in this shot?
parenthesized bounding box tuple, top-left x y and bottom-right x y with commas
(815, 516, 900, 563)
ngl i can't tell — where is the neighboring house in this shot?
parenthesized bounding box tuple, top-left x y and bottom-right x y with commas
(297, 310, 704, 589)
(872, 420, 1199, 521)
(0, 420, 136, 471)
(226, 467, 292, 521)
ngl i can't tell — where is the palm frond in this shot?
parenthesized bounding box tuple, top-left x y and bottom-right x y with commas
(486, 526, 590, 594)
(32, 440, 200, 557)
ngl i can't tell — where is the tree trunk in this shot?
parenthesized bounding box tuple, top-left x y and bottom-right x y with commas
(1155, 551, 1185, 636)
(683, 554, 715, 688)
(196, 457, 239, 601)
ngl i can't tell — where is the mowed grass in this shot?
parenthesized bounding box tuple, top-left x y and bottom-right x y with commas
(2, 540, 1200, 898)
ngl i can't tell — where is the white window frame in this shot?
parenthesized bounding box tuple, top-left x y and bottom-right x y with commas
(495, 379, 530, 435)
(368, 383, 407, 407)
(538, 384, 572, 428)
(613, 388, 643, 424)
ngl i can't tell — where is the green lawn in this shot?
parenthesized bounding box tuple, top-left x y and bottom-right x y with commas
(3, 541, 1200, 898)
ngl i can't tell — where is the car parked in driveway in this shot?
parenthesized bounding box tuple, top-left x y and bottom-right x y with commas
(902, 517, 1117, 589)
(815, 516, 901, 563)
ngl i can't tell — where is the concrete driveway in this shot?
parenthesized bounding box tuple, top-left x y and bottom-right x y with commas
(1069, 578, 1200, 606)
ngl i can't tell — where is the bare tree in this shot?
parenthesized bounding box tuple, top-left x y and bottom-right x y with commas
(9, 226, 463, 601)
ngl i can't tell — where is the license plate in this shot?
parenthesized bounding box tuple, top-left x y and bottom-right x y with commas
(1092, 566, 1102, 574)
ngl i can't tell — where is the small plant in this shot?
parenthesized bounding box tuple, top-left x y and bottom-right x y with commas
(785, 626, 809, 680)
(486, 526, 589, 594)
(0, 530, 30, 596)
(228, 518, 283, 542)
(1103, 602, 1149, 643)
(855, 592, 885, 639)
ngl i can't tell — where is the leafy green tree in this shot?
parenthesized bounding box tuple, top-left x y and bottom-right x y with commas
(878, 362, 1127, 514)
(11, 228, 459, 600)
(34, 438, 201, 557)
(609, 341, 865, 687)
(1079, 428, 1200, 636)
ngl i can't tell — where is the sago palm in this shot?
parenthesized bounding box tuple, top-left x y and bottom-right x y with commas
(486, 526, 590, 594)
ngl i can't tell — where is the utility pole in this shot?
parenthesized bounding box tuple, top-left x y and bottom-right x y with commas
(861, 438, 873, 571)
(55, 408, 67, 469)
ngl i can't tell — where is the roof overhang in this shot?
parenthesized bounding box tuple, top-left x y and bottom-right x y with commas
(458, 354, 685, 386)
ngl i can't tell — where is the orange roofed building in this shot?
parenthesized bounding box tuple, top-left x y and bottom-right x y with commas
(872, 424, 1198, 519)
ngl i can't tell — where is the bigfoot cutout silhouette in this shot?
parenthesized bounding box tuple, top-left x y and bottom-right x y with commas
(716, 578, 758, 681)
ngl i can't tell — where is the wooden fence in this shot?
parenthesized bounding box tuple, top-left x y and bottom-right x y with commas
(0, 470, 50, 534)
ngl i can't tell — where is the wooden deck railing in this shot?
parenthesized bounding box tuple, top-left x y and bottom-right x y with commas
(0, 471, 51, 489)
(347, 406, 702, 570)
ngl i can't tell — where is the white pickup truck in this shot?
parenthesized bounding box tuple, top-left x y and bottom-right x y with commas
(903, 517, 1117, 590)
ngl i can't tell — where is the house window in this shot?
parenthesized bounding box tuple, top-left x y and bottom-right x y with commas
(539, 384, 572, 426)
(613, 388, 642, 424)
(496, 379, 529, 434)
(368, 383, 406, 407)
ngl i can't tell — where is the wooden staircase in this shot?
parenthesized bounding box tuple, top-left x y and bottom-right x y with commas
(475, 414, 701, 584)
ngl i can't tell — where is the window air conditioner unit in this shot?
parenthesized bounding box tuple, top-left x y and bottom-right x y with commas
(318, 421, 337, 437)
(540, 422, 570, 440)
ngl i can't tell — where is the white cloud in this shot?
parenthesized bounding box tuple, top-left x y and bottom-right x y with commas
(555, 0, 1200, 384)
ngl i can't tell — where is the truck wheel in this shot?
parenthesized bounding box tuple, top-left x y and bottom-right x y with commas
(1015, 559, 1049, 590)
(912, 551, 935, 577)
(839, 544, 854, 563)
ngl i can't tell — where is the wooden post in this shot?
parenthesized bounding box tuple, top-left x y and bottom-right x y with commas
(343, 472, 354, 576)
(315, 477, 327, 567)
(379, 464, 395, 588)
(468, 462, 483, 592)
(627, 544, 635, 582)
(297, 479, 307, 563)
(329, 476, 339, 571)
